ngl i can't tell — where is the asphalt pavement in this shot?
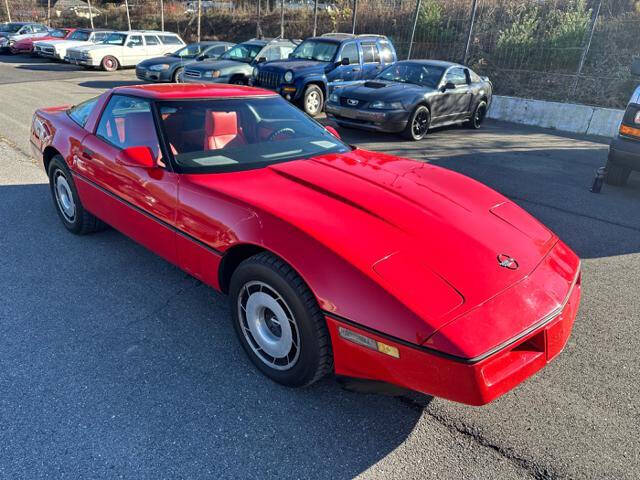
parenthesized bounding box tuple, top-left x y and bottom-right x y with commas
(0, 55, 639, 479)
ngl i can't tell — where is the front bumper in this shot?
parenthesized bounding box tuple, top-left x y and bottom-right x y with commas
(609, 134, 640, 171)
(65, 55, 99, 66)
(325, 103, 409, 133)
(136, 67, 172, 83)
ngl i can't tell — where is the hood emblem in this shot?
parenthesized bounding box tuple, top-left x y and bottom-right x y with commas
(346, 99, 359, 106)
(497, 254, 519, 270)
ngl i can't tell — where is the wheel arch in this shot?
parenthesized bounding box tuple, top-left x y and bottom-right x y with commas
(218, 243, 270, 294)
(43, 145, 61, 176)
(303, 78, 327, 98)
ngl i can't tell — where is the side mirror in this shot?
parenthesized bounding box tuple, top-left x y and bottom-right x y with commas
(288, 53, 294, 59)
(257, 56, 267, 63)
(441, 81, 456, 92)
(341, 57, 350, 66)
(196, 54, 207, 61)
(632, 58, 640, 77)
(116, 146, 156, 168)
(325, 125, 341, 139)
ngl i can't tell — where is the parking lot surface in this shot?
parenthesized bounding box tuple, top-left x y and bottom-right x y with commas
(1, 56, 639, 479)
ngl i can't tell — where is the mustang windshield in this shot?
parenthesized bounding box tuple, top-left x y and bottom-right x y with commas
(68, 30, 90, 41)
(158, 96, 349, 173)
(220, 43, 262, 63)
(377, 63, 446, 88)
(290, 40, 338, 62)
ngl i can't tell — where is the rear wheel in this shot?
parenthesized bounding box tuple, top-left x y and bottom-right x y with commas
(302, 84, 324, 117)
(229, 252, 332, 387)
(403, 105, 430, 141)
(101, 55, 119, 72)
(605, 159, 631, 186)
(467, 100, 487, 129)
(48, 155, 106, 235)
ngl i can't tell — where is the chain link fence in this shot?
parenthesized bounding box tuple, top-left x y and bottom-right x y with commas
(2, 0, 639, 108)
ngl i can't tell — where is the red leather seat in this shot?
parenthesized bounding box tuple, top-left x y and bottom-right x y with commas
(204, 111, 246, 150)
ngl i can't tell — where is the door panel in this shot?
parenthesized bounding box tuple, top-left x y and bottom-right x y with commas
(435, 67, 472, 123)
(327, 42, 361, 89)
(360, 42, 383, 79)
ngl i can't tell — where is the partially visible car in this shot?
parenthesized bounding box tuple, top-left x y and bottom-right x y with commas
(252, 33, 397, 116)
(136, 41, 234, 83)
(10, 27, 75, 55)
(65, 30, 185, 71)
(35, 28, 113, 60)
(326, 60, 492, 140)
(182, 38, 298, 85)
(0, 22, 50, 53)
(605, 58, 640, 186)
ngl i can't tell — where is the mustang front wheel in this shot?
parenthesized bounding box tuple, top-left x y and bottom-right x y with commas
(467, 100, 488, 129)
(403, 105, 430, 141)
(229, 252, 332, 387)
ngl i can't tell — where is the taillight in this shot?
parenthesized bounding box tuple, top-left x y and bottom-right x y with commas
(620, 103, 640, 139)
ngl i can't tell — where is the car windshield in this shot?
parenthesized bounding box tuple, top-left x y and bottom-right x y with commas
(158, 96, 350, 173)
(220, 43, 263, 63)
(0, 23, 23, 33)
(172, 43, 205, 58)
(376, 63, 446, 88)
(103, 33, 127, 46)
(68, 30, 90, 41)
(51, 29, 68, 38)
(290, 40, 338, 62)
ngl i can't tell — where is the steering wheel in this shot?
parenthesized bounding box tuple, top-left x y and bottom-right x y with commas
(266, 127, 296, 142)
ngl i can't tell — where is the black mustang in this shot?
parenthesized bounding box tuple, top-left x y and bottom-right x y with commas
(325, 60, 492, 141)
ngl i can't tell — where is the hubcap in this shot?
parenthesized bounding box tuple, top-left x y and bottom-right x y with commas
(238, 281, 300, 370)
(412, 110, 429, 137)
(54, 172, 75, 222)
(306, 91, 320, 114)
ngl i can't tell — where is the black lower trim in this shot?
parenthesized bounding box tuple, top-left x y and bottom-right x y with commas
(72, 171, 223, 257)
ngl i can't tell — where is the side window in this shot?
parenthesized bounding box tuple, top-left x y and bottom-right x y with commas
(127, 35, 143, 48)
(212, 45, 228, 56)
(36, 25, 48, 33)
(445, 67, 467, 86)
(340, 42, 359, 65)
(379, 41, 394, 63)
(96, 95, 161, 160)
(361, 42, 380, 63)
(144, 35, 160, 46)
(159, 35, 182, 45)
(260, 46, 281, 62)
(21, 26, 32, 34)
(280, 45, 295, 59)
(68, 97, 99, 127)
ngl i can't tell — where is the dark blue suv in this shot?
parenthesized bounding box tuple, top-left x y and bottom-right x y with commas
(252, 33, 397, 117)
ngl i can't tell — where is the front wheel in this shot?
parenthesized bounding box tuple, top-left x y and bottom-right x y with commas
(101, 55, 119, 72)
(231, 76, 247, 85)
(173, 67, 184, 83)
(229, 252, 332, 387)
(467, 100, 487, 129)
(403, 105, 430, 141)
(302, 84, 324, 117)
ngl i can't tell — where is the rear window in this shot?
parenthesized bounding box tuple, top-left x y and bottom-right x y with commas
(361, 42, 380, 63)
(159, 35, 182, 45)
(379, 41, 394, 63)
(144, 35, 160, 46)
(67, 97, 99, 127)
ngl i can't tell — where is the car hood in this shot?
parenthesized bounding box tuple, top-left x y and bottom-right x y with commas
(43, 39, 87, 48)
(189, 149, 556, 336)
(75, 43, 115, 53)
(186, 59, 247, 72)
(338, 80, 434, 103)
(260, 59, 328, 74)
(138, 55, 185, 68)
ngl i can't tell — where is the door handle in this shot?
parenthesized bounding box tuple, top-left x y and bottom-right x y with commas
(351, 67, 361, 72)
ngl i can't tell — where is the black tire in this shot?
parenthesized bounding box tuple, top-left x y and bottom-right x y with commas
(173, 67, 184, 83)
(230, 75, 246, 85)
(101, 55, 119, 72)
(403, 105, 430, 141)
(467, 100, 487, 129)
(302, 84, 324, 117)
(48, 155, 106, 235)
(229, 252, 332, 387)
(604, 159, 631, 186)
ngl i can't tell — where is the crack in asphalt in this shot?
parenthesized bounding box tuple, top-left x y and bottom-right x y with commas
(396, 396, 560, 480)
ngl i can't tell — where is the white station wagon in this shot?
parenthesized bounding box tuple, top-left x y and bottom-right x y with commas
(65, 31, 185, 71)
(35, 29, 113, 60)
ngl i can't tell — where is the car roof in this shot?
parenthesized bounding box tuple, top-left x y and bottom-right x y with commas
(400, 59, 463, 69)
(111, 83, 277, 100)
(115, 30, 179, 35)
(316, 33, 389, 42)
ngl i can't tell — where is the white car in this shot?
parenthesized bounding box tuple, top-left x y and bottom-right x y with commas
(65, 31, 185, 71)
(34, 29, 112, 60)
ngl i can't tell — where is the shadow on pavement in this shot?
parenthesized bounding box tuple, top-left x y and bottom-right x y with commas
(78, 79, 144, 89)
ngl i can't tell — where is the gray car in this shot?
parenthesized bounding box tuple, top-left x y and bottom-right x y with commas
(0, 22, 50, 53)
(136, 41, 235, 83)
(326, 60, 492, 141)
(182, 38, 299, 85)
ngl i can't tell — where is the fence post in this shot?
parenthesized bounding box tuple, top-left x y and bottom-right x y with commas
(313, 0, 318, 37)
(256, 0, 262, 38)
(124, 0, 131, 30)
(280, 0, 284, 38)
(463, 0, 478, 65)
(407, 0, 421, 60)
(197, 0, 202, 41)
(3, 0, 10, 23)
(87, 0, 94, 29)
(351, 0, 358, 34)
(160, 0, 164, 31)
(571, 0, 601, 97)
(47, 0, 51, 27)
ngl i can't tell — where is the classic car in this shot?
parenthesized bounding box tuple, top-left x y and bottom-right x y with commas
(136, 41, 235, 83)
(0, 22, 50, 53)
(65, 30, 185, 71)
(253, 33, 397, 116)
(326, 60, 492, 140)
(606, 58, 640, 186)
(30, 84, 581, 406)
(182, 38, 298, 85)
(35, 28, 113, 60)
(10, 27, 75, 55)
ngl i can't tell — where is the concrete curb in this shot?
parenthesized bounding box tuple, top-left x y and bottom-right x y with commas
(487, 95, 624, 138)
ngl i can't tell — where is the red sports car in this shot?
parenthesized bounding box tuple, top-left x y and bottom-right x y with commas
(11, 27, 75, 54)
(30, 84, 581, 405)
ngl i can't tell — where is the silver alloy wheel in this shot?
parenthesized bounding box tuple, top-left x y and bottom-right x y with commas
(54, 172, 75, 222)
(305, 90, 321, 115)
(237, 280, 300, 370)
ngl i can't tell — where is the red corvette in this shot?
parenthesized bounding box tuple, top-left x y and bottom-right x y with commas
(11, 27, 75, 54)
(30, 84, 581, 405)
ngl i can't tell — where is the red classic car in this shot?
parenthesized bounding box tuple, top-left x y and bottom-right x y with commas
(30, 84, 581, 405)
(10, 27, 75, 54)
